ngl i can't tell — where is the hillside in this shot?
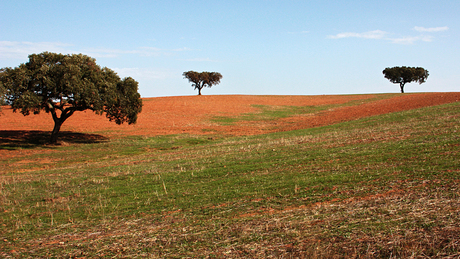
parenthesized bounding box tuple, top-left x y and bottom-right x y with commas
(1, 92, 460, 257)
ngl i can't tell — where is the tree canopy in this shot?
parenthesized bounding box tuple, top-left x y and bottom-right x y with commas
(183, 71, 222, 95)
(0, 52, 143, 143)
(382, 66, 429, 93)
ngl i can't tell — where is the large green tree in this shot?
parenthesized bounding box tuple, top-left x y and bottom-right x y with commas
(183, 71, 222, 95)
(0, 52, 143, 143)
(382, 66, 429, 93)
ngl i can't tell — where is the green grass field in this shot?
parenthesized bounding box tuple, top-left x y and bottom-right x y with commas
(1, 100, 459, 258)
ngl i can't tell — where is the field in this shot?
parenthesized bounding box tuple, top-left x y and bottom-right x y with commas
(1, 92, 460, 258)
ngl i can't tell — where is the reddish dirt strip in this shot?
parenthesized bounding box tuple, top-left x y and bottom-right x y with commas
(1, 93, 459, 138)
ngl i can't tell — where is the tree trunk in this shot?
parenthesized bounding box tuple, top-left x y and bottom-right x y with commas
(50, 119, 63, 144)
(400, 83, 405, 93)
(198, 88, 202, 95)
(49, 107, 74, 144)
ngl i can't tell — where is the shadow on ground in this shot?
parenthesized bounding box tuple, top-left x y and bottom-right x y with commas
(0, 130, 108, 150)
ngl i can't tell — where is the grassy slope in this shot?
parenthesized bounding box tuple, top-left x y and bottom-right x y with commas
(1, 100, 459, 258)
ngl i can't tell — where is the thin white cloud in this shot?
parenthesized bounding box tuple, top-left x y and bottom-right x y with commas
(81, 48, 137, 58)
(389, 35, 433, 44)
(113, 67, 174, 80)
(84, 47, 190, 58)
(328, 30, 388, 39)
(414, 26, 449, 32)
(0, 41, 73, 60)
(0, 41, 192, 60)
(328, 27, 445, 44)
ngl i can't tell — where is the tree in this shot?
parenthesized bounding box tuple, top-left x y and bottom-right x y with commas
(183, 71, 222, 95)
(382, 66, 429, 93)
(0, 80, 5, 109)
(0, 52, 143, 143)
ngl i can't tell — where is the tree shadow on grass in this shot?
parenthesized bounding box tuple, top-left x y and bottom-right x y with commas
(0, 130, 108, 150)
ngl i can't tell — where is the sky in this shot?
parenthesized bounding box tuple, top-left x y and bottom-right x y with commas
(1, 0, 459, 97)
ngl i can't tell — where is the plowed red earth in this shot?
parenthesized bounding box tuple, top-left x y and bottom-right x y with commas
(1, 93, 459, 151)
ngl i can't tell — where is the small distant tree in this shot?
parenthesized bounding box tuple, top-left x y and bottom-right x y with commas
(382, 66, 429, 93)
(183, 71, 222, 95)
(0, 52, 143, 143)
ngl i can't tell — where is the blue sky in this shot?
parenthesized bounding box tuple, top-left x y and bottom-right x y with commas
(1, 0, 458, 97)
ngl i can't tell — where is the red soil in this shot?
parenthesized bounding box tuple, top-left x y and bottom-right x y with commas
(1, 92, 459, 141)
